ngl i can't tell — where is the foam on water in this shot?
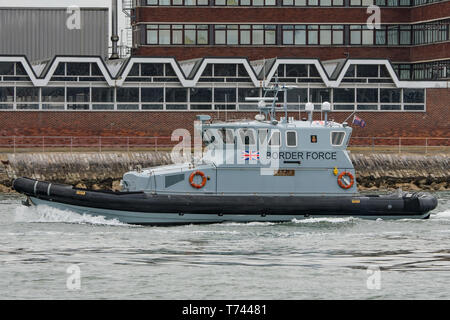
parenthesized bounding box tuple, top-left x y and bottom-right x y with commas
(291, 217, 357, 224)
(14, 205, 133, 227)
(220, 221, 277, 227)
(433, 209, 450, 220)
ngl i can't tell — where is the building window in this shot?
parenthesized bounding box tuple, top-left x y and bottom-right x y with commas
(356, 65, 379, 78)
(357, 88, 378, 103)
(351, 0, 382, 5)
(214, 88, 236, 103)
(387, 25, 399, 45)
(334, 88, 355, 103)
(282, 25, 306, 45)
(190, 88, 212, 102)
(0, 87, 14, 103)
(403, 89, 424, 103)
(285, 65, 308, 78)
(214, 24, 276, 45)
(146, 25, 209, 45)
(350, 25, 374, 45)
(413, 20, 449, 45)
(50, 63, 104, 81)
(214, 0, 276, 4)
(282, 25, 343, 45)
(146, 0, 350, 4)
(287, 88, 308, 103)
(238, 88, 260, 102)
(66, 63, 90, 76)
(117, 88, 139, 103)
(166, 88, 188, 103)
(215, 25, 240, 45)
(380, 89, 401, 103)
(42, 87, 65, 103)
(125, 63, 178, 82)
(141, 63, 164, 76)
(142, 88, 164, 103)
(92, 88, 115, 103)
(310, 88, 330, 103)
(399, 25, 412, 44)
(0, 87, 15, 109)
(146, 0, 209, 5)
(214, 64, 237, 77)
(67, 87, 90, 103)
(0, 62, 15, 75)
(0, 62, 29, 82)
(374, 21, 449, 46)
(145, 21, 448, 47)
(282, 0, 344, 4)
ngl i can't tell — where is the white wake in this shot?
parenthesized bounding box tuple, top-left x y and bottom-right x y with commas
(14, 205, 132, 227)
(291, 217, 357, 224)
(433, 209, 450, 220)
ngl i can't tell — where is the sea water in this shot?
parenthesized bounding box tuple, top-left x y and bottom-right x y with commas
(0, 192, 450, 299)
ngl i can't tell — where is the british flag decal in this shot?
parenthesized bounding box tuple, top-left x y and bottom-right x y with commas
(241, 151, 260, 161)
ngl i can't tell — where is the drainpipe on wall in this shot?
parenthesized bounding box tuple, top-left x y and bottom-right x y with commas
(110, 0, 120, 59)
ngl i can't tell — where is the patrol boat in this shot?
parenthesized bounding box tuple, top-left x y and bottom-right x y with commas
(13, 83, 438, 225)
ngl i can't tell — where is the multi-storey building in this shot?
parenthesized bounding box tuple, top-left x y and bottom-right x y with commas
(0, 1, 448, 139)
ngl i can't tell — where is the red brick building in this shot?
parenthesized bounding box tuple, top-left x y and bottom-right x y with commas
(0, 0, 449, 141)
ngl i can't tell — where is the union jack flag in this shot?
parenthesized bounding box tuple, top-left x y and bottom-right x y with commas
(353, 115, 366, 128)
(242, 151, 260, 160)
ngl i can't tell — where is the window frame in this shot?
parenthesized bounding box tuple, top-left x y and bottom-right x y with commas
(330, 131, 346, 147)
(146, 24, 209, 45)
(268, 130, 281, 147)
(285, 130, 298, 148)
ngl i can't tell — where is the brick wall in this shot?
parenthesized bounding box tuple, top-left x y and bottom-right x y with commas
(0, 88, 448, 138)
(133, 2, 450, 62)
(136, 2, 450, 24)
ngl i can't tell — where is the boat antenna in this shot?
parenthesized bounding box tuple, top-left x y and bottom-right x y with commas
(263, 57, 266, 86)
(343, 110, 357, 123)
(216, 84, 219, 121)
(283, 83, 288, 123)
(320, 95, 323, 121)
(225, 94, 228, 122)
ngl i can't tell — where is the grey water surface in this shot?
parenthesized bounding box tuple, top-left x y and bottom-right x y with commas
(1, 192, 450, 300)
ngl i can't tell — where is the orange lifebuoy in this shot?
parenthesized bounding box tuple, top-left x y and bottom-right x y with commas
(337, 171, 354, 190)
(189, 171, 207, 189)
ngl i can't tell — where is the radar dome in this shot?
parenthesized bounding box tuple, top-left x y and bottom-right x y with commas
(321, 102, 331, 111)
(305, 102, 314, 111)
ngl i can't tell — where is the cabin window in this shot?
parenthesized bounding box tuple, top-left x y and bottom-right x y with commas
(331, 132, 346, 146)
(286, 131, 297, 147)
(258, 129, 269, 146)
(165, 174, 185, 188)
(204, 130, 217, 144)
(311, 135, 318, 143)
(218, 128, 226, 143)
(225, 129, 236, 144)
(268, 131, 281, 147)
(238, 129, 256, 146)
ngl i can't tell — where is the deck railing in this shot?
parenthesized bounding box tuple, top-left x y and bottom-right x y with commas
(0, 136, 448, 154)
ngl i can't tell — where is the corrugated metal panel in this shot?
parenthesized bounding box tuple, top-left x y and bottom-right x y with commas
(0, 8, 108, 62)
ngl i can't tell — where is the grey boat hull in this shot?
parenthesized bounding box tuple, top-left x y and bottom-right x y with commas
(14, 178, 437, 225)
(25, 196, 431, 224)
